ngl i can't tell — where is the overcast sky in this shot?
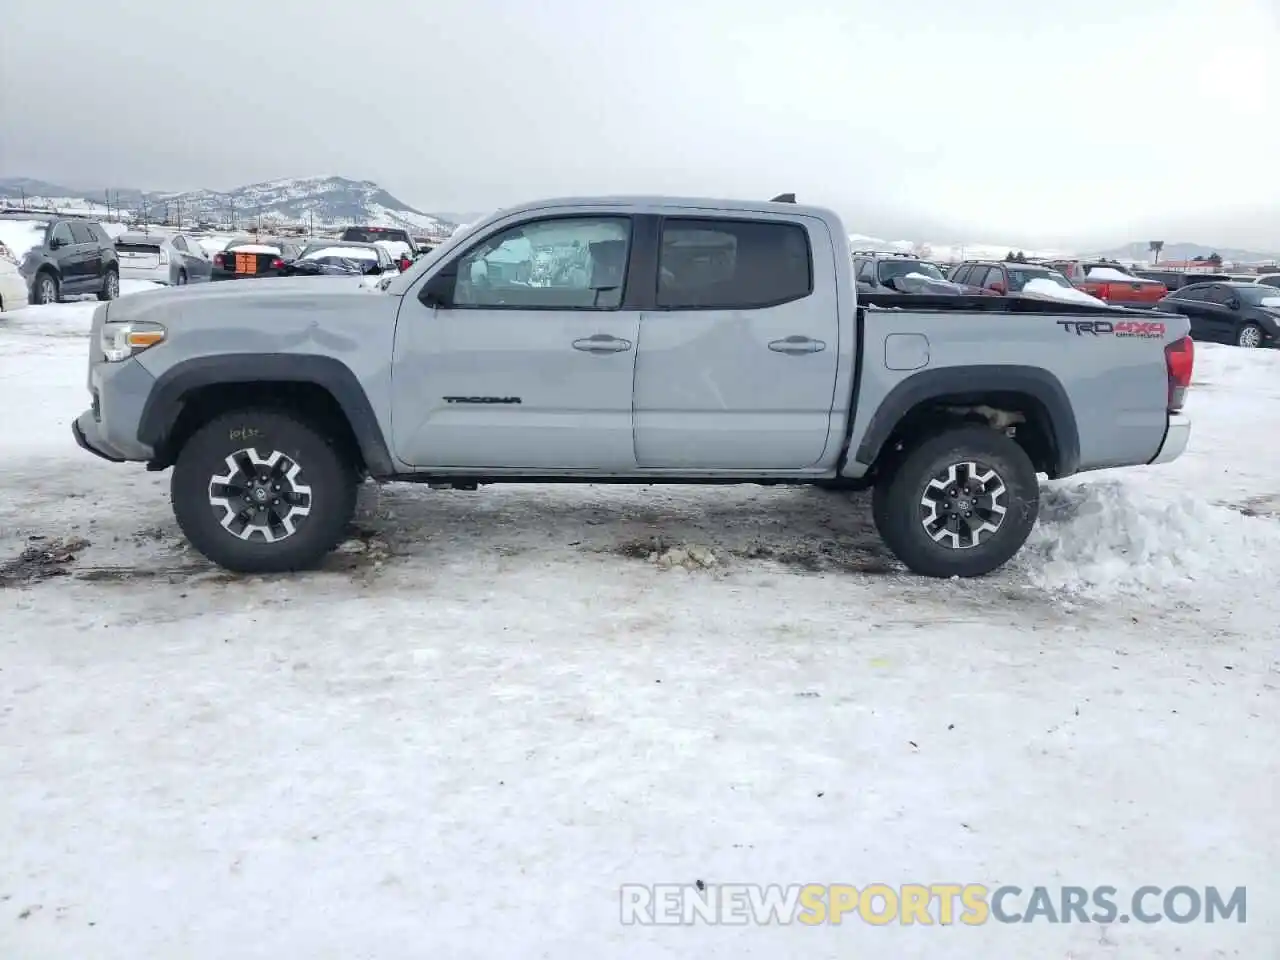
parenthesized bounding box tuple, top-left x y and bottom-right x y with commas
(1, 0, 1277, 249)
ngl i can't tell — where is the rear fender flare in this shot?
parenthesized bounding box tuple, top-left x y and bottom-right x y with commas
(853, 364, 1080, 477)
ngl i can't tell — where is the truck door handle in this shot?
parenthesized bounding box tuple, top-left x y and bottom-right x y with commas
(572, 334, 632, 353)
(768, 336, 826, 354)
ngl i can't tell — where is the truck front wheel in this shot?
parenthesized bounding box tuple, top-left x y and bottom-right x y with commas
(871, 426, 1039, 578)
(171, 410, 358, 573)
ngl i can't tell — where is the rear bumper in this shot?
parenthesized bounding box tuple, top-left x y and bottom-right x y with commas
(119, 265, 170, 284)
(211, 270, 286, 282)
(1149, 412, 1191, 465)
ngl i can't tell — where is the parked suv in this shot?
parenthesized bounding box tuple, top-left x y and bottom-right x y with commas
(0, 213, 120, 304)
(853, 252, 954, 292)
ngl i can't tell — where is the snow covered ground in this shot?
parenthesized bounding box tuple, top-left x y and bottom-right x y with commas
(0, 288, 1277, 959)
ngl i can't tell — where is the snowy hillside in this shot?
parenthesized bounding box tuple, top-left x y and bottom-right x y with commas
(0, 175, 455, 236)
(151, 176, 454, 235)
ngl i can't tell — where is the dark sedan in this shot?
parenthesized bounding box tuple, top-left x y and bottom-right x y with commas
(1156, 281, 1280, 349)
(211, 237, 302, 281)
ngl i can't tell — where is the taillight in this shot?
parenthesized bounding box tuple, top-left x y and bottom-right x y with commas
(213, 253, 225, 268)
(399, 257, 412, 271)
(1164, 335, 1194, 412)
(1093, 282, 1112, 301)
(158, 250, 170, 265)
(270, 257, 284, 270)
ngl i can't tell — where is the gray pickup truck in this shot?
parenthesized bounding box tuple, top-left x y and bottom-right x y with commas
(72, 195, 1195, 578)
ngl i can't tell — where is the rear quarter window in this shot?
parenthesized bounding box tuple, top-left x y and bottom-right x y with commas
(657, 218, 813, 310)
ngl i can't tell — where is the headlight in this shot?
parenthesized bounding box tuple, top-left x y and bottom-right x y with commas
(101, 320, 166, 362)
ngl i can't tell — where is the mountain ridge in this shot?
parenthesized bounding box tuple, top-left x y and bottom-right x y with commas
(0, 175, 455, 236)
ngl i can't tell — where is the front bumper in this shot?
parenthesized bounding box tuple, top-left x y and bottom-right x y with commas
(1149, 412, 1190, 465)
(71, 355, 159, 464)
(72, 414, 126, 462)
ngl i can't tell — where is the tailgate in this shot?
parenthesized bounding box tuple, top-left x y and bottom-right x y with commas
(228, 251, 281, 275)
(116, 243, 161, 270)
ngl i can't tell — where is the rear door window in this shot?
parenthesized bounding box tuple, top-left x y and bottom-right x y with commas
(657, 218, 812, 310)
(980, 267, 1005, 289)
(69, 222, 94, 244)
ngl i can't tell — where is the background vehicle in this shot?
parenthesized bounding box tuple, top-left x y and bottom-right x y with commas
(1049, 260, 1167, 307)
(0, 255, 29, 312)
(73, 195, 1192, 581)
(339, 225, 417, 270)
(0, 213, 119, 304)
(211, 237, 302, 281)
(285, 241, 398, 276)
(115, 232, 213, 286)
(949, 260, 1076, 296)
(1253, 273, 1280, 289)
(1156, 281, 1280, 348)
(852, 252, 988, 295)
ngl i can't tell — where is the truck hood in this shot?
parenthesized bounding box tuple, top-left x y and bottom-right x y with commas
(105, 275, 395, 323)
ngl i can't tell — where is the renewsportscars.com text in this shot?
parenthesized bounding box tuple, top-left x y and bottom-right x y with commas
(620, 883, 1247, 926)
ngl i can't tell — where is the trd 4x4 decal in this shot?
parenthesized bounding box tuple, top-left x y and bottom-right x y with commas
(1056, 319, 1166, 339)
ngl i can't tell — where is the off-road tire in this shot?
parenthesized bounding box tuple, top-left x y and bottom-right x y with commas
(33, 271, 59, 305)
(872, 425, 1039, 578)
(97, 268, 119, 301)
(171, 410, 358, 573)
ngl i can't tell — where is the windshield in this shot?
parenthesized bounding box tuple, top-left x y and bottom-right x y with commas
(877, 260, 944, 283)
(1007, 267, 1071, 291)
(1239, 285, 1280, 306)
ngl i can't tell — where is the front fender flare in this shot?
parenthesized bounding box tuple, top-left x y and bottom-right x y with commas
(137, 353, 395, 476)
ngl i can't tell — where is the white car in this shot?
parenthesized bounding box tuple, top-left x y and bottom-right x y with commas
(0, 252, 30, 312)
(116, 232, 214, 286)
(1254, 273, 1280, 289)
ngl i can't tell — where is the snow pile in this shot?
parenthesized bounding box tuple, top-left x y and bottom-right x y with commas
(1021, 479, 1280, 598)
(1019, 278, 1109, 306)
(1085, 266, 1144, 283)
(649, 544, 719, 571)
(302, 246, 378, 262)
(225, 244, 281, 255)
(0, 218, 49, 260)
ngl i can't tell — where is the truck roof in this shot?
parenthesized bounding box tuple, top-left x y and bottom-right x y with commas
(492, 195, 841, 222)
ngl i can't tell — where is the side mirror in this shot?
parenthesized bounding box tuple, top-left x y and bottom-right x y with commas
(419, 270, 456, 308)
(881, 277, 899, 291)
(49, 236, 65, 250)
(1228, 298, 1241, 310)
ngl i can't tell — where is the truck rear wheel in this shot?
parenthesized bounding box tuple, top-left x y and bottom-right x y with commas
(171, 410, 358, 573)
(871, 426, 1039, 578)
